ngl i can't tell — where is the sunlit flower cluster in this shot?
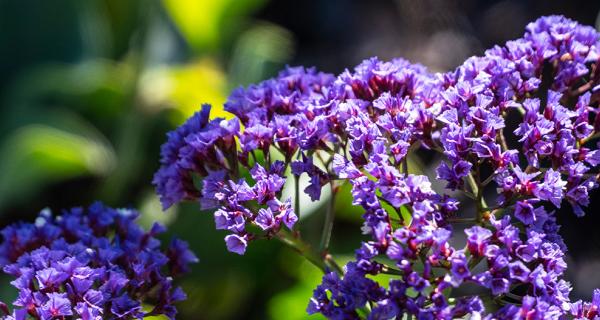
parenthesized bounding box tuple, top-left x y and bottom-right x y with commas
(153, 15, 600, 319)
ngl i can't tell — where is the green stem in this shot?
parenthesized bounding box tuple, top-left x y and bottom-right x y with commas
(466, 170, 488, 223)
(277, 229, 343, 274)
(466, 173, 479, 199)
(250, 151, 258, 167)
(581, 131, 600, 145)
(462, 190, 477, 200)
(319, 183, 337, 252)
(448, 217, 477, 224)
(504, 292, 523, 301)
(294, 174, 301, 221)
(468, 255, 484, 269)
(324, 253, 344, 274)
(265, 149, 271, 170)
(380, 265, 404, 275)
(277, 230, 328, 272)
(481, 173, 496, 187)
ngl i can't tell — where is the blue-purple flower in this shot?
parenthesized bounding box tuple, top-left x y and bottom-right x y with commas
(0, 202, 197, 320)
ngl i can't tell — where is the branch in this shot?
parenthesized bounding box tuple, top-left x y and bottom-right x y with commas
(319, 183, 338, 252)
(277, 229, 342, 274)
(294, 174, 301, 222)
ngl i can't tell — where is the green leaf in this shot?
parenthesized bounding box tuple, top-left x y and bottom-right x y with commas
(4, 61, 133, 120)
(137, 59, 229, 123)
(138, 190, 178, 229)
(0, 120, 115, 209)
(162, 0, 266, 51)
(228, 23, 294, 87)
(268, 257, 326, 320)
(334, 182, 365, 222)
(400, 205, 413, 226)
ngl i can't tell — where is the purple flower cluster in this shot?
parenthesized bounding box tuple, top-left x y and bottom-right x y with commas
(153, 15, 600, 319)
(202, 162, 297, 254)
(154, 67, 334, 254)
(0, 202, 197, 320)
(305, 16, 600, 319)
(457, 211, 570, 318)
(153, 104, 240, 210)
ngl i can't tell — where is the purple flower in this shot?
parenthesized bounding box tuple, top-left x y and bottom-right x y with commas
(436, 160, 472, 190)
(535, 169, 566, 207)
(0, 203, 195, 320)
(514, 200, 537, 225)
(465, 226, 492, 256)
(450, 253, 471, 283)
(255, 208, 276, 231)
(110, 294, 142, 319)
(292, 156, 329, 201)
(153, 104, 241, 209)
(38, 293, 72, 319)
(251, 164, 286, 204)
(167, 239, 199, 275)
(225, 234, 248, 255)
(509, 261, 531, 282)
(268, 198, 298, 230)
(35, 268, 69, 290)
(75, 302, 102, 320)
(490, 278, 510, 295)
(332, 154, 362, 179)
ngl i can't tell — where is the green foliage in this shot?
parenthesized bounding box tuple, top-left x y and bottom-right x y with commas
(268, 256, 326, 320)
(229, 23, 295, 87)
(162, 0, 267, 52)
(0, 120, 115, 209)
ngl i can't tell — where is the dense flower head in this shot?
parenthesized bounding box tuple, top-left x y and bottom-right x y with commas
(225, 66, 337, 162)
(0, 202, 197, 320)
(202, 162, 298, 255)
(154, 15, 600, 319)
(153, 104, 240, 210)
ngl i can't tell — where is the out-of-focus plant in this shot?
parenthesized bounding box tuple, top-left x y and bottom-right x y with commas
(162, 0, 267, 53)
(0, 0, 307, 319)
(0, 123, 116, 209)
(138, 58, 228, 122)
(0, 0, 296, 210)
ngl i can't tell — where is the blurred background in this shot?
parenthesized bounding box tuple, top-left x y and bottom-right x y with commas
(0, 0, 600, 319)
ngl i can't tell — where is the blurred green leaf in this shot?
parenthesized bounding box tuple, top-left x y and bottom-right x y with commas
(0, 274, 16, 305)
(268, 254, 356, 320)
(335, 182, 364, 222)
(400, 205, 412, 226)
(229, 23, 295, 87)
(268, 257, 326, 320)
(4, 60, 134, 122)
(0, 120, 116, 209)
(144, 315, 169, 320)
(162, 0, 266, 51)
(282, 170, 331, 221)
(143, 306, 169, 320)
(138, 58, 229, 123)
(138, 190, 177, 229)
